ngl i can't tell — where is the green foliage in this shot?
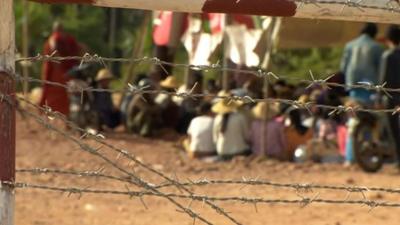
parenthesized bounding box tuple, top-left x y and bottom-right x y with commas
(270, 47, 344, 81)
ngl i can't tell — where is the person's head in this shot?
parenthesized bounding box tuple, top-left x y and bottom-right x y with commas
(197, 102, 212, 116)
(252, 102, 279, 121)
(386, 25, 400, 47)
(134, 73, 148, 85)
(138, 78, 153, 89)
(96, 69, 114, 88)
(206, 79, 219, 94)
(52, 21, 64, 33)
(159, 76, 179, 91)
(287, 108, 307, 135)
(212, 99, 240, 133)
(361, 23, 378, 38)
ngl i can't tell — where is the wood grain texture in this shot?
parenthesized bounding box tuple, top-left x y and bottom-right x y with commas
(28, 0, 400, 24)
(0, 1, 15, 224)
(202, 0, 296, 16)
(30, 0, 94, 4)
(0, 72, 15, 183)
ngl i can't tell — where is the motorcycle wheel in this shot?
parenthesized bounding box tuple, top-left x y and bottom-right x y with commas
(353, 123, 384, 173)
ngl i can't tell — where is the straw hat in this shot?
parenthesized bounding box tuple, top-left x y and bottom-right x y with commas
(29, 87, 43, 105)
(343, 97, 361, 108)
(211, 99, 241, 114)
(96, 69, 113, 81)
(297, 94, 309, 104)
(252, 102, 279, 120)
(160, 76, 179, 89)
(217, 90, 231, 98)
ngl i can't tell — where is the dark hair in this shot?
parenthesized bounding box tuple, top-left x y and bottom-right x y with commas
(386, 25, 400, 45)
(361, 23, 378, 38)
(134, 73, 148, 85)
(198, 102, 212, 115)
(220, 113, 231, 134)
(288, 109, 308, 135)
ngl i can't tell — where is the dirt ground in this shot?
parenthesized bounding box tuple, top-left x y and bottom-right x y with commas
(14, 115, 400, 225)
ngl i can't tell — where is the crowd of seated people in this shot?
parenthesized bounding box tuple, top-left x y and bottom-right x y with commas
(115, 67, 352, 163)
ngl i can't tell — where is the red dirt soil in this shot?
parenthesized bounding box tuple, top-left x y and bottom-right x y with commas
(15, 115, 400, 225)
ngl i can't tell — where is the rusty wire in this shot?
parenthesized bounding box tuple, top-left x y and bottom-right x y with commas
(11, 73, 400, 116)
(15, 53, 400, 96)
(292, 0, 400, 14)
(2, 181, 400, 210)
(7, 49, 400, 223)
(16, 168, 400, 195)
(2, 91, 400, 211)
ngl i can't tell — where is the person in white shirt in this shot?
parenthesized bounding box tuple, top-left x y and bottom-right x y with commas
(183, 102, 216, 158)
(212, 99, 251, 159)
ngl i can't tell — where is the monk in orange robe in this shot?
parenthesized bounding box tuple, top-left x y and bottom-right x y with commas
(39, 22, 82, 116)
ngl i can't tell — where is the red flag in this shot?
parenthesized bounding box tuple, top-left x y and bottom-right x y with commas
(153, 11, 188, 47)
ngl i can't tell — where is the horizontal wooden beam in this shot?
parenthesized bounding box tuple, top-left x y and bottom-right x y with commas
(31, 0, 400, 24)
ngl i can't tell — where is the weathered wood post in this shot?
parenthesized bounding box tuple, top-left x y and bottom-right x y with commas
(0, 0, 16, 225)
(30, 0, 400, 24)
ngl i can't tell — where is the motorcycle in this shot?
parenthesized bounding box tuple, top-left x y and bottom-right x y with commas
(352, 110, 396, 172)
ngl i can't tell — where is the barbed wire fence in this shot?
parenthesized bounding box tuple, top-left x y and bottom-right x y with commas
(2, 49, 400, 225)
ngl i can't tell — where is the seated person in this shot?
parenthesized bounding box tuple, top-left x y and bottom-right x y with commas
(284, 108, 313, 161)
(183, 102, 216, 158)
(175, 71, 204, 134)
(93, 69, 121, 130)
(212, 99, 251, 159)
(126, 79, 160, 137)
(155, 76, 180, 129)
(250, 102, 286, 159)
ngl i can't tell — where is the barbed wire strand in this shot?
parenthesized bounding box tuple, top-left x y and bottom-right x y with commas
(17, 168, 400, 195)
(14, 53, 400, 96)
(0, 93, 218, 225)
(6, 93, 400, 216)
(292, 0, 400, 14)
(12, 73, 400, 116)
(3, 181, 400, 210)
(2, 92, 244, 225)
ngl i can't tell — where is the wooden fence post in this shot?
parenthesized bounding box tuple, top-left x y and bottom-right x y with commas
(31, 0, 400, 24)
(0, 0, 16, 225)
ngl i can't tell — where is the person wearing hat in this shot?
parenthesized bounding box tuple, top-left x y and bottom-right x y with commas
(249, 102, 286, 158)
(212, 99, 251, 159)
(93, 69, 121, 130)
(155, 75, 180, 129)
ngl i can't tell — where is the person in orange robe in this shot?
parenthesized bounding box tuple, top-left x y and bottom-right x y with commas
(39, 22, 82, 116)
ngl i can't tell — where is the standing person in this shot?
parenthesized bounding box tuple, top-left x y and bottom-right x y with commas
(212, 100, 250, 159)
(183, 102, 216, 158)
(341, 23, 384, 104)
(379, 25, 400, 167)
(40, 21, 82, 116)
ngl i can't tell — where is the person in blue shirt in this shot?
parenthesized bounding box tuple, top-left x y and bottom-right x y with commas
(341, 23, 384, 105)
